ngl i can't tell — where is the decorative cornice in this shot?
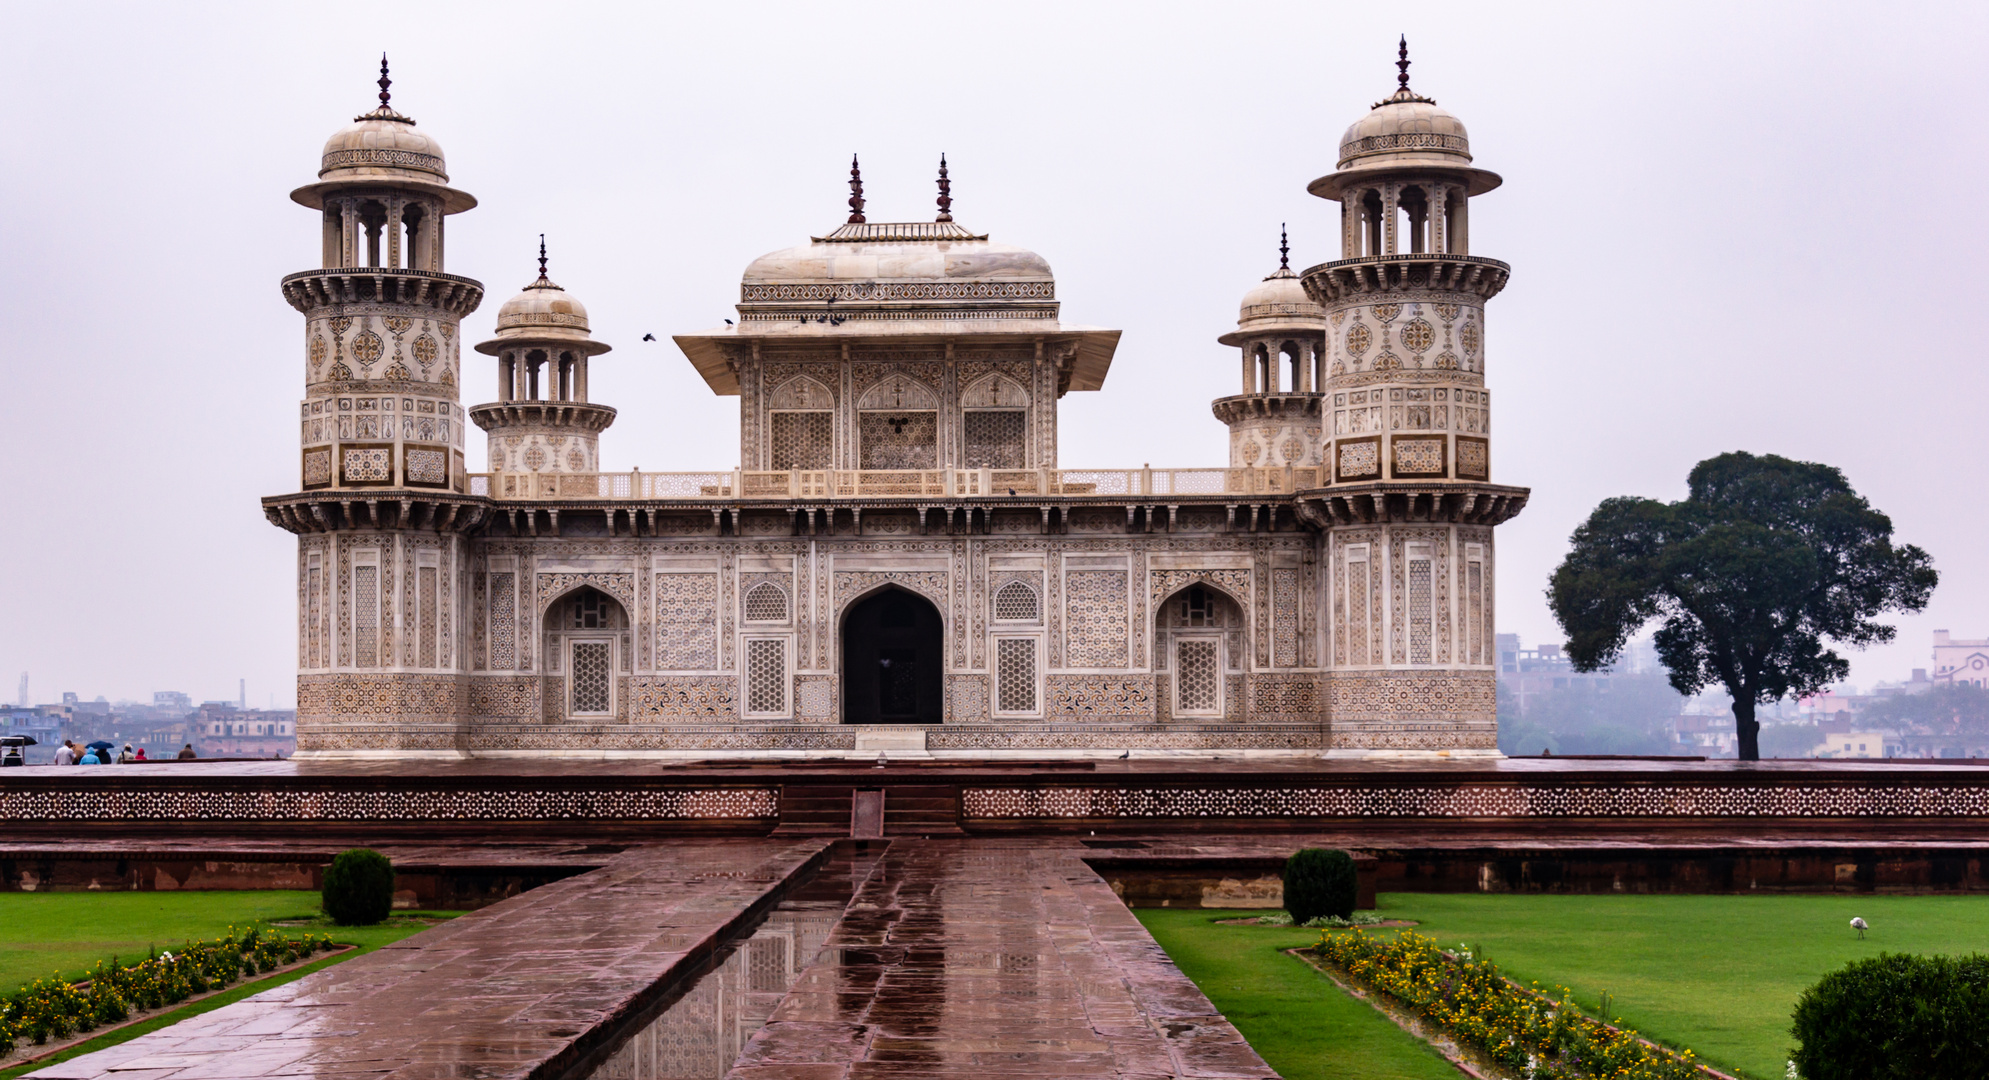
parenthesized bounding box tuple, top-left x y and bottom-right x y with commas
(1211, 394, 1323, 424)
(282, 268, 485, 316)
(1300, 254, 1509, 305)
(468, 401, 618, 433)
(261, 493, 490, 535)
(813, 221, 988, 242)
(1294, 482, 1529, 528)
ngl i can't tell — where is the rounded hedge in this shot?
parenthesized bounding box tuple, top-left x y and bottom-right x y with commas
(1283, 847, 1356, 924)
(321, 848, 395, 926)
(1790, 952, 1989, 1079)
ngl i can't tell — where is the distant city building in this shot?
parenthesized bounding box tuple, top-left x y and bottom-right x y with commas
(154, 691, 193, 711)
(1495, 634, 1621, 715)
(192, 704, 297, 758)
(1931, 630, 1989, 687)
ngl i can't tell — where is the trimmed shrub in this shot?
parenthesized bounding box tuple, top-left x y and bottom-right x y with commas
(1283, 847, 1356, 924)
(1790, 952, 1989, 1080)
(321, 848, 396, 926)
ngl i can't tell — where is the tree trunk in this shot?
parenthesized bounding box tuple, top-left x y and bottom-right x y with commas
(1733, 697, 1760, 761)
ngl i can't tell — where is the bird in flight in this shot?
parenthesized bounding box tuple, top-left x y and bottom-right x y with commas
(641, 333, 656, 342)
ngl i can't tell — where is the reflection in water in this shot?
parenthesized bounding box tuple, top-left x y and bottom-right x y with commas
(585, 851, 868, 1080)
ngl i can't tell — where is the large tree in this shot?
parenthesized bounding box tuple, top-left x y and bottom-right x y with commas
(1548, 452, 1936, 760)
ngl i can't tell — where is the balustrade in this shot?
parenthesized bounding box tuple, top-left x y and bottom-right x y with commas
(463, 465, 1327, 501)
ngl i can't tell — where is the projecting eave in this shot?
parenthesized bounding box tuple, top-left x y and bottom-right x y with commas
(673, 323, 1121, 397)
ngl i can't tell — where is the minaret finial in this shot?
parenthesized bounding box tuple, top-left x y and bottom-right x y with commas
(935, 153, 953, 223)
(538, 234, 548, 279)
(1279, 224, 1289, 270)
(847, 154, 866, 224)
(1397, 35, 1410, 92)
(378, 54, 392, 109)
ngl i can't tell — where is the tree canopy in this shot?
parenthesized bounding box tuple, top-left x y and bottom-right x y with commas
(1548, 452, 1936, 759)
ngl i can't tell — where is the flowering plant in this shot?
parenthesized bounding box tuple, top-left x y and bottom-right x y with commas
(0, 928, 335, 1055)
(1314, 929, 1704, 1080)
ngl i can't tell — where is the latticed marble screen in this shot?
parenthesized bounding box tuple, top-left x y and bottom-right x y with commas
(1466, 558, 1485, 664)
(746, 638, 786, 714)
(570, 641, 612, 714)
(858, 412, 937, 469)
(743, 582, 789, 623)
(1175, 639, 1219, 713)
(1064, 571, 1128, 667)
(769, 411, 832, 470)
(656, 574, 719, 669)
(963, 410, 1026, 468)
(996, 638, 1036, 713)
(1407, 543, 1434, 664)
(417, 566, 438, 668)
(1272, 568, 1300, 668)
(993, 581, 1039, 622)
(490, 572, 516, 669)
(353, 565, 379, 668)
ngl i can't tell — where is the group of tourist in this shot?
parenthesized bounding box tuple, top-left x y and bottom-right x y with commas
(13, 739, 201, 766)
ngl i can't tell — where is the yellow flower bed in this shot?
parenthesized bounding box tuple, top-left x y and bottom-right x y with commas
(1315, 929, 1705, 1079)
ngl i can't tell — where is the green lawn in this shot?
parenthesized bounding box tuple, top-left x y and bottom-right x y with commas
(1374, 892, 1989, 1080)
(0, 891, 457, 1080)
(1136, 909, 1460, 1080)
(0, 891, 338, 990)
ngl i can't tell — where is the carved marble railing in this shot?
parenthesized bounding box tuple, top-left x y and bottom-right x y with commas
(467, 466, 1330, 501)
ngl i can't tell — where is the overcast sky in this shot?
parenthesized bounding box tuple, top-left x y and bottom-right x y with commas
(1, 1, 1983, 707)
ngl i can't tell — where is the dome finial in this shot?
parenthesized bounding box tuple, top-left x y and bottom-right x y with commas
(538, 234, 548, 279)
(378, 54, 392, 110)
(1279, 223, 1289, 270)
(935, 153, 953, 223)
(847, 154, 866, 224)
(1397, 36, 1411, 92)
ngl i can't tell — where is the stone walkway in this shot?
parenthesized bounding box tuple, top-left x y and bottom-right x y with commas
(29, 838, 1275, 1080)
(729, 839, 1274, 1079)
(28, 839, 829, 1080)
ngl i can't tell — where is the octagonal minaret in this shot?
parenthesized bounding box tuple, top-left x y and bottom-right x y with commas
(1297, 41, 1529, 755)
(1213, 227, 1328, 469)
(471, 240, 616, 483)
(268, 59, 487, 757)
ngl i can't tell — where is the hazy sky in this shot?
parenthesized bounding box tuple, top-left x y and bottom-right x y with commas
(2, 2, 1983, 707)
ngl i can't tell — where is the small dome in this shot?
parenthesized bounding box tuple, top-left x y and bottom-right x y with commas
(495, 277, 588, 333)
(1337, 88, 1472, 173)
(319, 108, 449, 184)
(474, 256, 611, 357)
(1238, 267, 1322, 324)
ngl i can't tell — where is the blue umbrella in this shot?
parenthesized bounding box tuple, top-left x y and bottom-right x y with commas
(86, 740, 115, 751)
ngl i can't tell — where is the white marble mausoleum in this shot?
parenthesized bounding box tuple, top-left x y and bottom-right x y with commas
(266, 52, 1528, 757)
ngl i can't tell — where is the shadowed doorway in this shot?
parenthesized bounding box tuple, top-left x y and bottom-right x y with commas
(841, 587, 944, 724)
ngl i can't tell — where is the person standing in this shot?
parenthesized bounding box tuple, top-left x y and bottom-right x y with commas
(116, 743, 136, 764)
(52, 740, 77, 766)
(78, 746, 103, 765)
(176, 744, 197, 760)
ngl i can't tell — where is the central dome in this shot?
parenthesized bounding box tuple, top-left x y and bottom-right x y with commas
(743, 223, 1053, 287)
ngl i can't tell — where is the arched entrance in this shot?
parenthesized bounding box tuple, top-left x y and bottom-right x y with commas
(841, 587, 944, 724)
(1154, 583, 1246, 718)
(546, 586, 630, 720)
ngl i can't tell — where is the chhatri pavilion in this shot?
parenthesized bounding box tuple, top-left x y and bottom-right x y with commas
(264, 52, 1527, 758)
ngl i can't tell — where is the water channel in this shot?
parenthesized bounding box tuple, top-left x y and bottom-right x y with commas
(579, 846, 876, 1080)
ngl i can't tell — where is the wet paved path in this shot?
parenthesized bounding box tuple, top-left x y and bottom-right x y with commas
(31, 838, 1273, 1080)
(729, 839, 1275, 1080)
(29, 839, 829, 1080)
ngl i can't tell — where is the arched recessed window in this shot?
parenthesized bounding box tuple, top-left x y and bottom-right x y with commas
(744, 582, 789, 622)
(994, 581, 1039, 622)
